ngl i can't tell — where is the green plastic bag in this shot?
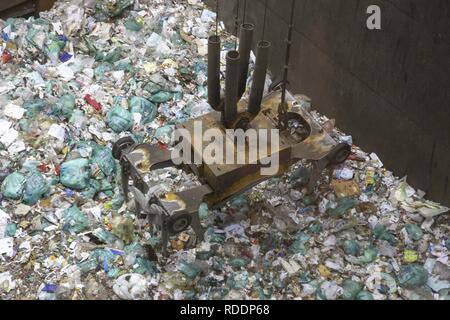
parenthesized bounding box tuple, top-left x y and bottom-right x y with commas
(343, 240, 361, 256)
(92, 228, 121, 245)
(179, 261, 202, 279)
(63, 206, 90, 233)
(198, 202, 209, 220)
(91, 146, 116, 176)
(143, 82, 161, 94)
(106, 106, 133, 133)
(99, 179, 114, 193)
(81, 179, 101, 199)
(341, 280, 363, 300)
(52, 94, 75, 119)
(230, 258, 250, 268)
(111, 192, 125, 210)
(95, 0, 134, 18)
(44, 39, 63, 63)
(69, 109, 87, 126)
(373, 224, 397, 245)
(60, 158, 90, 190)
(356, 291, 374, 300)
(78, 258, 98, 274)
(124, 18, 143, 31)
(289, 232, 311, 254)
(205, 227, 226, 244)
(149, 91, 173, 103)
(398, 264, 428, 288)
(134, 257, 157, 275)
(230, 195, 250, 214)
(405, 223, 424, 241)
(1, 172, 27, 200)
(22, 160, 40, 172)
(154, 125, 174, 144)
(357, 246, 378, 264)
(19, 119, 30, 132)
(23, 99, 48, 117)
(5, 223, 17, 237)
(103, 47, 122, 64)
(114, 58, 133, 72)
(327, 197, 358, 216)
(129, 96, 158, 124)
(94, 62, 113, 80)
(23, 172, 49, 205)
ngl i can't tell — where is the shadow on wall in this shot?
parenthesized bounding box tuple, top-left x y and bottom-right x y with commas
(204, 0, 450, 206)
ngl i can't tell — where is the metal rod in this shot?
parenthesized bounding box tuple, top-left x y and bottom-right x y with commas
(281, 0, 296, 105)
(262, 0, 268, 41)
(225, 50, 240, 127)
(234, 0, 240, 50)
(216, 0, 219, 36)
(208, 35, 221, 110)
(248, 40, 271, 116)
(238, 23, 254, 98)
(243, 0, 247, 23)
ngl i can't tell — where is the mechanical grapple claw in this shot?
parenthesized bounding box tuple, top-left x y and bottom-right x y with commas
(112, 0, 350, 255)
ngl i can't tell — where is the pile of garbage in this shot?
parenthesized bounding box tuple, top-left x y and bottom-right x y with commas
(0, 0, 449, 300)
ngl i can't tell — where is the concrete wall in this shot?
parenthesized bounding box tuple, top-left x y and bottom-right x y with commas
(204, 0, 450, 205)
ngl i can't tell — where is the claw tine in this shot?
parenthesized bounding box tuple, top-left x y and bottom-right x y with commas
(130, 186, 149, 212)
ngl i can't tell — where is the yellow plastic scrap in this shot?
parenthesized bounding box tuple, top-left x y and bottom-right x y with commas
(331, 179, 361, 198)
(318, 265, 332, 278)
(19, 220, 31, 229)
(143, 62, 158, 73)
(180, 30, 193, 43)
(403, 249, 419, 263)
(6, 42, 17, 51)
(365, 168, 376, 187)
(103, 217, 112, 230)
(135, 17, 144, 25)
(170, 239, 185, 251)
(162, 59, 178, 69)
(62, 145, 70, 156)
(103, 201, 113, 210)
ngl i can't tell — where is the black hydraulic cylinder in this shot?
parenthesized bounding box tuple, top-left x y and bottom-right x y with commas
(224, 50, 240, 127)
(208, 35, 221, 110)
(237, 23, 254, 98)
(248, 40, 271, 116)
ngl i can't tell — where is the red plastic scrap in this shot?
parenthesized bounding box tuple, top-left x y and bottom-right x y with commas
(157, 141, 168, 150)
(84, 94, 102, 111)
(2, 50, 12, 63)
(347, 154, 365, 162)
(37, 163, 49, 173)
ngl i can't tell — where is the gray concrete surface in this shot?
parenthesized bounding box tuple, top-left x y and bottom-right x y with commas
(204, 0, 450, 205)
